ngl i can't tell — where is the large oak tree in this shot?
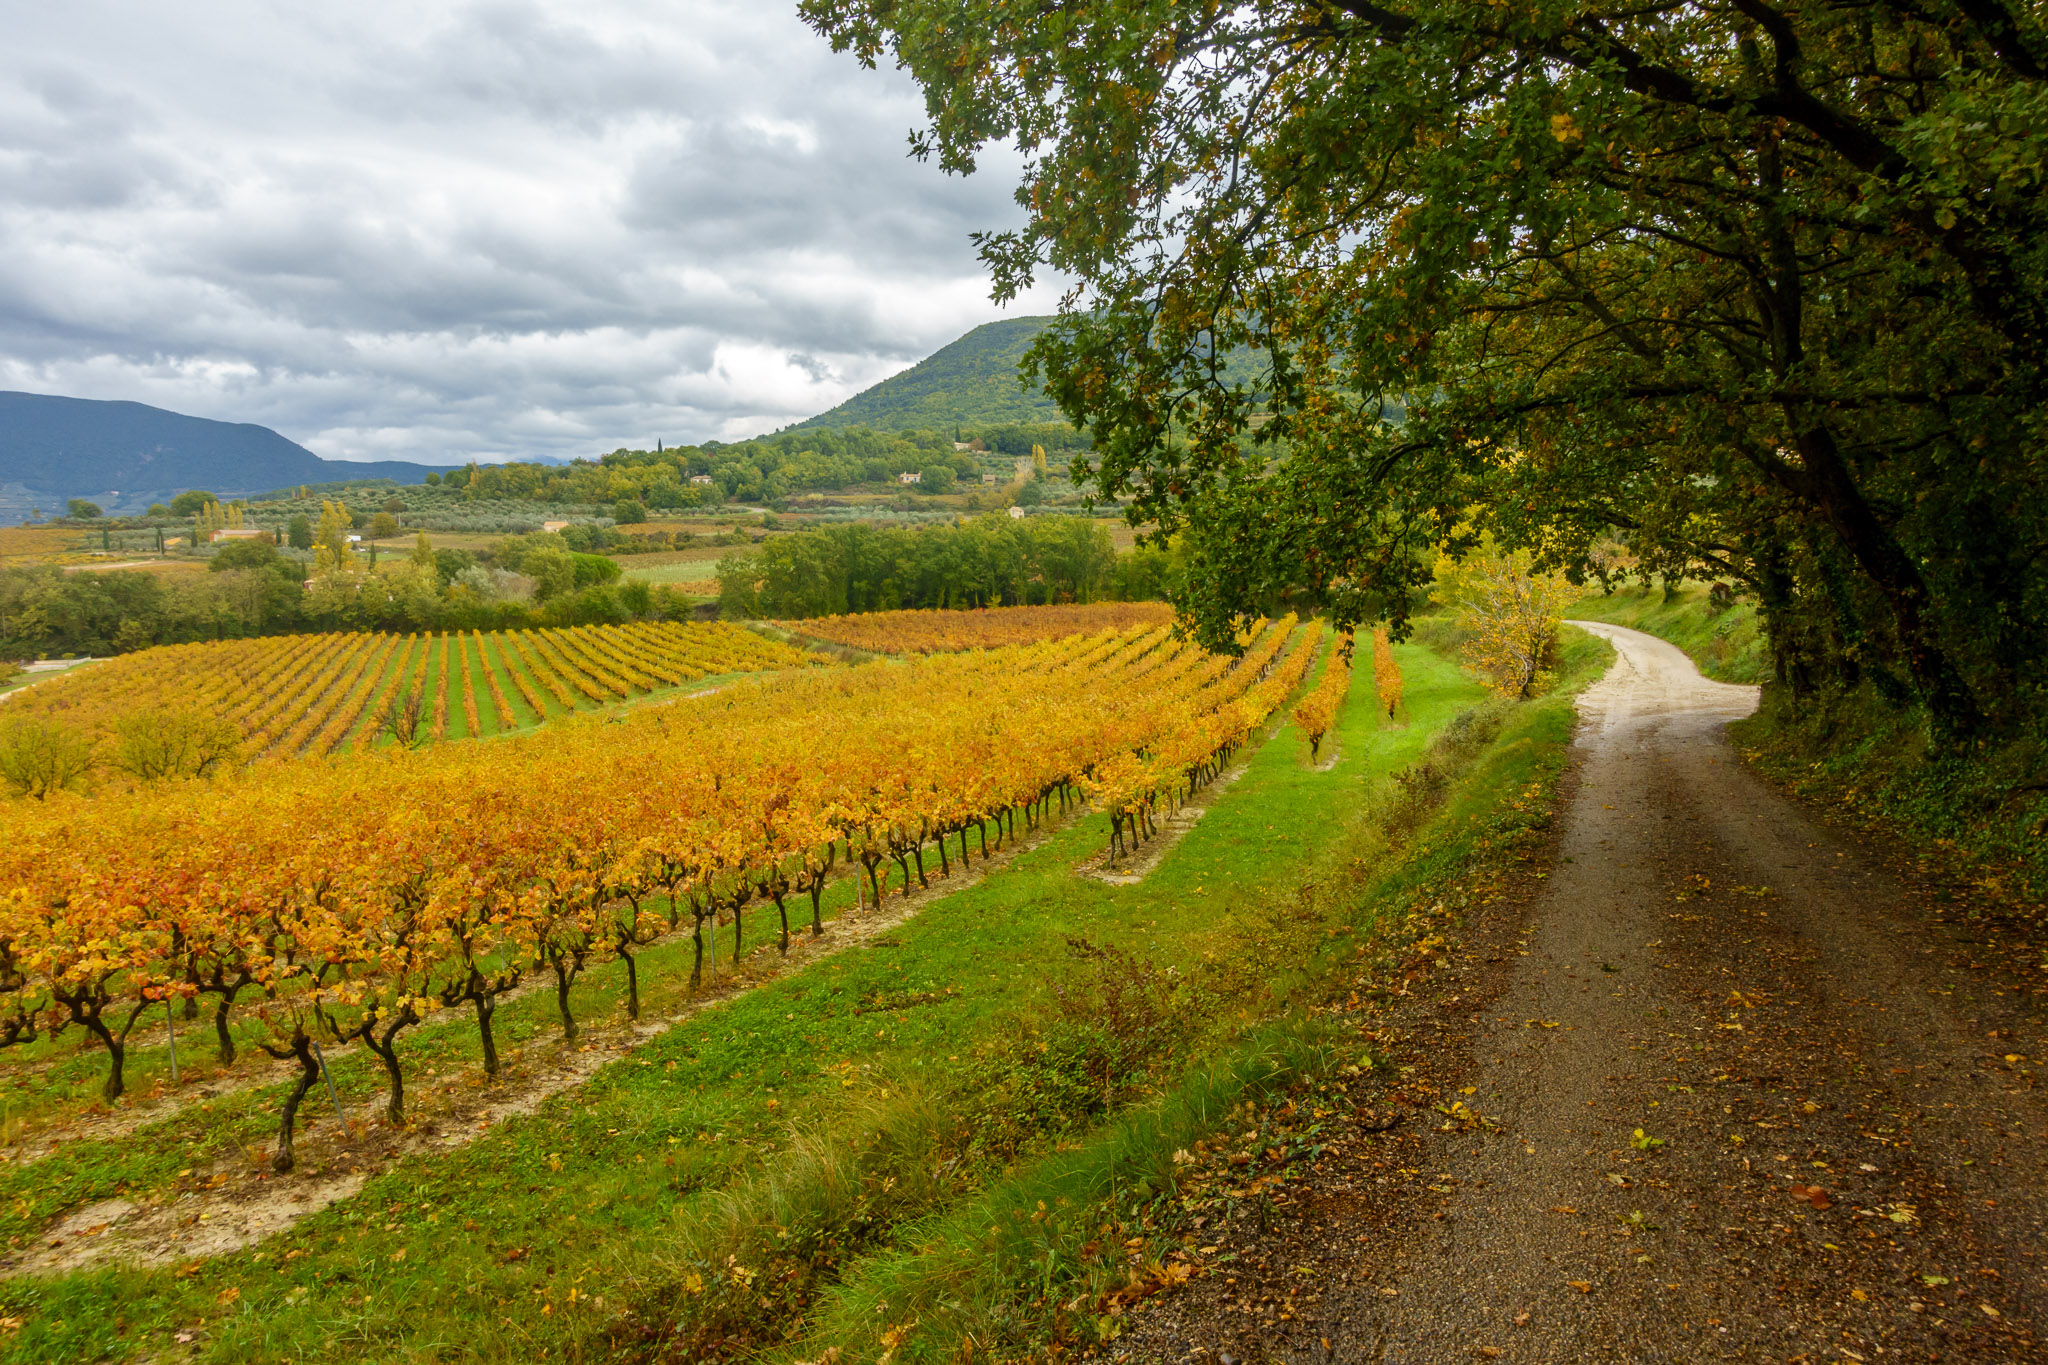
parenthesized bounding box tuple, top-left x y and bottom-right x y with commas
(803, 0, 2048, 733)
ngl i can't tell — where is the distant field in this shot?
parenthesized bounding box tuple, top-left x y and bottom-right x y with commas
(621, 561, 726, 593)
(61, 556, 207, 576)
(620, 544, 753, 567)
(0, 526, 91, 565)
(10, 620, 814, 759)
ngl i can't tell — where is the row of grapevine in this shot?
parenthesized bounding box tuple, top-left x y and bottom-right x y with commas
(1078, 617, 1326, 860)
(1292, 631, 1356, 759)
(1372, 626, 1405, 719)
(8, 621, 815, 768)
(790, 600, 1174, 653)
(0, 619, 1310, 1172)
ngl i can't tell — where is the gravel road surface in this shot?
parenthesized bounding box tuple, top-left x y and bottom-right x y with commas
(1125, 622, 2044, 1364)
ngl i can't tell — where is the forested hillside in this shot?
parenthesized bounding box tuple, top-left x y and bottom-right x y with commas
(787, 317, 1064, 432)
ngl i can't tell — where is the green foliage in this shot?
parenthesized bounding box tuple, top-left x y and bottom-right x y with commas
(166, 490, 215, 518)
(718, 514, 1123, 618)
(521, 546, 577, 601)
(1735, 686, 2048, 917)
(612, 497, 647, 524)
(64, 499, 101, 520)
(285, 515, 312, 550)
(110, 708, 241, 783)
(807, 0, 2048, 740)
(0, 715, 94, 800)
(431, 547, 476, 585)
(917, 463, 956, 493)
(366, 511, 400, 540)
(961, 939, 1204, 1144)
(569, 550, 621, 589)
(206, 538, 281, 574)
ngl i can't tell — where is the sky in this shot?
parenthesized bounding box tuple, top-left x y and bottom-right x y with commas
(0, 0, 1055, 465)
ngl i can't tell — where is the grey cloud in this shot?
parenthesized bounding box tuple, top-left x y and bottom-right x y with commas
(0, 67, 178, 211)
(0, 1, 1058, 463)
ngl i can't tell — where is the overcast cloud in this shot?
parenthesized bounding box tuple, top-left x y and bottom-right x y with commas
(0, 0, 1053, 464)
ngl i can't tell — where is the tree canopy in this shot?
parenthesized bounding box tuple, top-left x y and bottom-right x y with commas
(804, 0, 2048, 733)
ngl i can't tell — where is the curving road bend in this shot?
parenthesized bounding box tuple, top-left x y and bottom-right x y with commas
(1132, 621, 2045, 1363)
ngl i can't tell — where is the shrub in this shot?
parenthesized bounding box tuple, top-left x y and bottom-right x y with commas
(111, 709, 242, 782)
(0, 717, 94, 800)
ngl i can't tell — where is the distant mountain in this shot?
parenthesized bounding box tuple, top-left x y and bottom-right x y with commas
(0, 392, 442, 516)
(789, 317, 1068, 433)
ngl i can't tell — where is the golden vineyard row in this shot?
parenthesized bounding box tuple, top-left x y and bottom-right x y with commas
(0, 617, 1327, 1168)
(11, 621, 811, 758)
(789, 600, 1174, 654)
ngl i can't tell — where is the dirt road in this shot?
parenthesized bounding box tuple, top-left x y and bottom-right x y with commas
(1130, 622, 2044, 1363)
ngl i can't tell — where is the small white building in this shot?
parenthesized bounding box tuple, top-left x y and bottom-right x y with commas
(209, 527, 267, 544)
(689, 474, 715, 486)
(897, 471, 921, 484)
(952, 442, 972, 452)
(543, 519, 571, 532)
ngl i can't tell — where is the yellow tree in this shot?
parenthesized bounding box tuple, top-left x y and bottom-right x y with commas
(1437, 550, 1577, 699)
(312, 500, 354, 574)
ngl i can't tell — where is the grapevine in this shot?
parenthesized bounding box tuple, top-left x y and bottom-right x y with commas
(0, 618, 1273, 1158)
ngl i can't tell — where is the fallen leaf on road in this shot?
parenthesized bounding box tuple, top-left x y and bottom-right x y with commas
(1567, 1281, 1592, 1293)
(1788, 1184, 1832, 1210)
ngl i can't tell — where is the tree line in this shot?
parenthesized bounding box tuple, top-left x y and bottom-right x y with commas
(0, 530, 694, 659)
(451, 421, 1089, 510)
(714, 515, 1179, 619)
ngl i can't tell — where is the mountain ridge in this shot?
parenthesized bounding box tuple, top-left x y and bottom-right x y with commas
(0, 391, 443, 515)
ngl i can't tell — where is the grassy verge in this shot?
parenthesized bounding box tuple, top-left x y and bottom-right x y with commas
(742, 629, 1615, 1363)
(0, 633, 1482, 1363)
(1564, 582, 1767, 683)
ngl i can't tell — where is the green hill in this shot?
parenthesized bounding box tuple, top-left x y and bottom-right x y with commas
(791, 317, 1065, 433)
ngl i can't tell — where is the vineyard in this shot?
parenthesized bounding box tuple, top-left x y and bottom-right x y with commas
(788, 599, 1174, 653)
(0, 616, 1332, 1164)
(0, 598, 1491, 1365)
(6, 620, 810, 758)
